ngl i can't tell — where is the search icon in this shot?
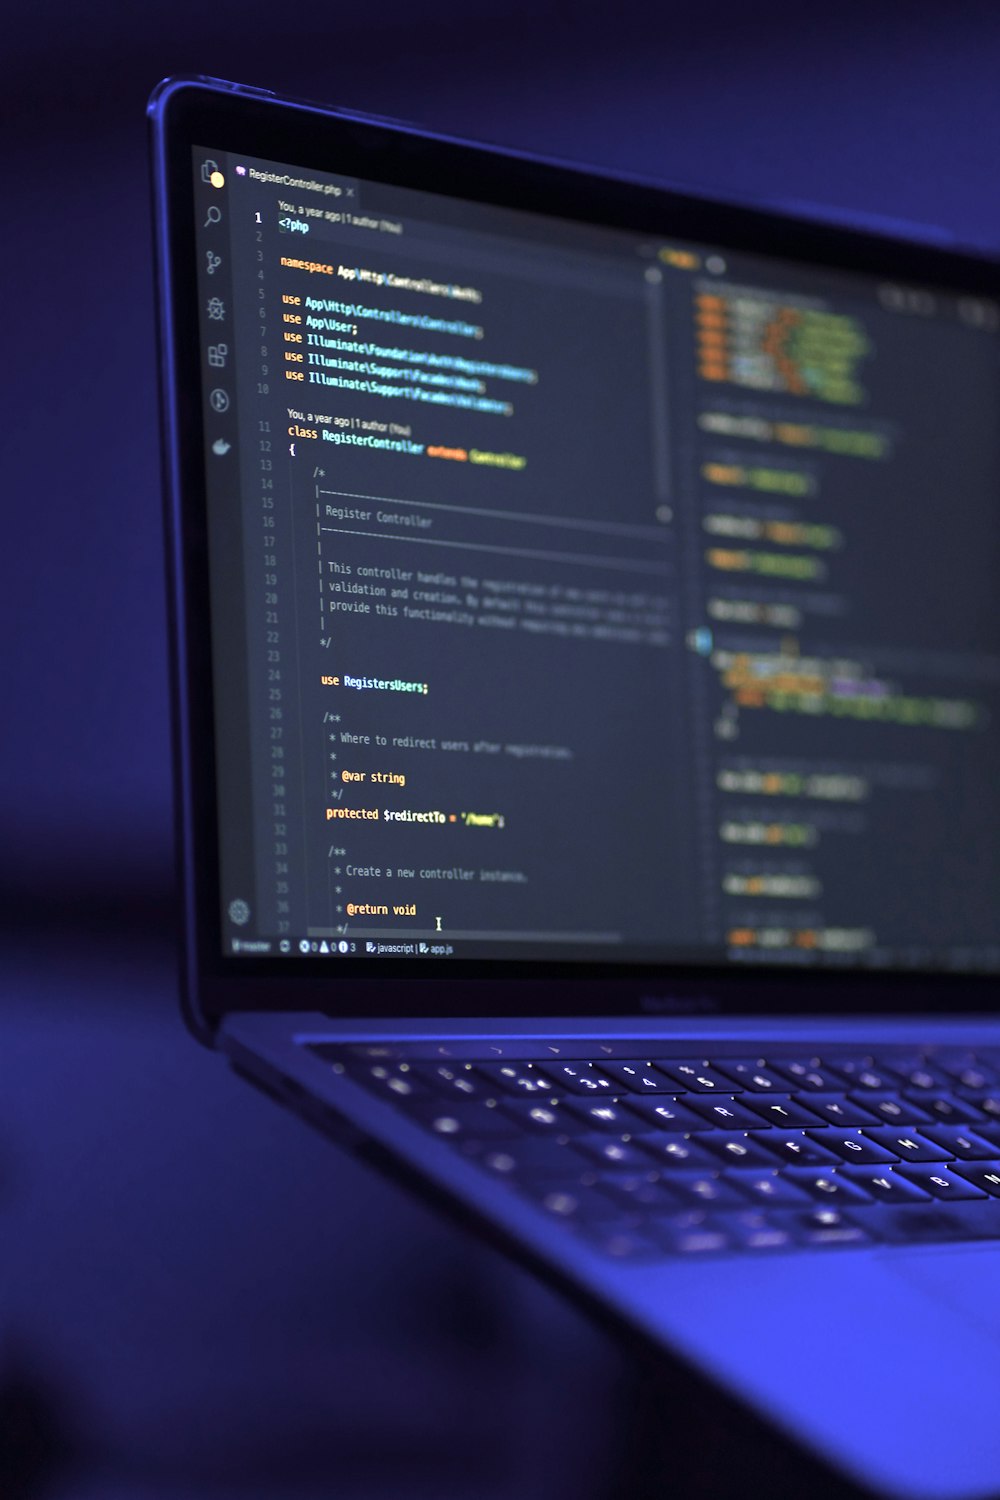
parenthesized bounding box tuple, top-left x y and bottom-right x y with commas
(204, 205, 222, 227)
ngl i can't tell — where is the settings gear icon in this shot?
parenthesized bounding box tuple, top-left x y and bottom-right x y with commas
(227, 898, 251, 926)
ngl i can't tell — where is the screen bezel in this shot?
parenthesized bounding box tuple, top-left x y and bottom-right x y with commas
(149, 75, 1000, 1035)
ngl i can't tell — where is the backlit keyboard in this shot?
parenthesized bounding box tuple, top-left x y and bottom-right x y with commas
(311, 1042, 1000, 1259)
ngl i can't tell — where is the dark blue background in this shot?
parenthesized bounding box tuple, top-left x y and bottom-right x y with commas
(6, 3, 1000, 1494)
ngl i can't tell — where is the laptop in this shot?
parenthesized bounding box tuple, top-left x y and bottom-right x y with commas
(149, 75, 1000, 1498)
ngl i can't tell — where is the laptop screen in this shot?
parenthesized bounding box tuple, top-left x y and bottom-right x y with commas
(188, 141, 1000, 976)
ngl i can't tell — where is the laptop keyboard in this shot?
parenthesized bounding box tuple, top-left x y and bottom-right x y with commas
(310, 1042, 1000, 1259)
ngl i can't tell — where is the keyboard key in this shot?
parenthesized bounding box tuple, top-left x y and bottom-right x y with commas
(653, 1061, 740, 1092)
(825, 1057, 902, 1091)
(519, 1180, 612, 1223)
(337, 1043, 402, 1061)
(894, 1164, 988, 1200)
(800, 1094, 880, 1126)
(564, 1099, 639, 1133)
(625, 1096, 714, 1132)
(942, 1059, 999, 1091)
(410, 1099, 520, 1140)
(972, 1096, 1000, 1121)
(650, 1211, 731, 1254)
(709, 1059, 789, 1092)
(861, 1128, 952, 1161)
(584, 1226, 664, 1260)
(724, 1170, 814, 1206)
(337, 1058, 430, 1101)
(766, 1058, 844, 1091)
(783, 1169, 875, 1204)
(499, 1099, 590, 1135)
(572, 1137, 651, 1170)
(413, 1062, 483, 1099)
(655, 1172, 747, 1208)
(681, 1095, 772, 1129)
(901, 1063, 955, 1091)
(868, 1051, 925, 1074)
(809, 1130, 900, 1164)
(907, 1092, 983, 1125)
(477, 1140, 577, 1178)
(715, 1209, 794, 1251)
(839, 1167, 931, 1203)
(700, 1133, 779, 1168)
(475, 1062, 552, 1097)
(594, 1061, 673, 1094)
(635, 1135, 718, 1170)
(533, 1062, 617, 1095)
(758, 1131, 841, 1167)
(862, 1204, 986, 1244)
(919, 1125, 1000, 1160)
(773, 1207, 874, 1247)
(854, 1092, 932, 1125)
(599, 1173, 678, 1212)
(948, 1162, 1000, 1197)
(738, 1095, 827, 1128)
